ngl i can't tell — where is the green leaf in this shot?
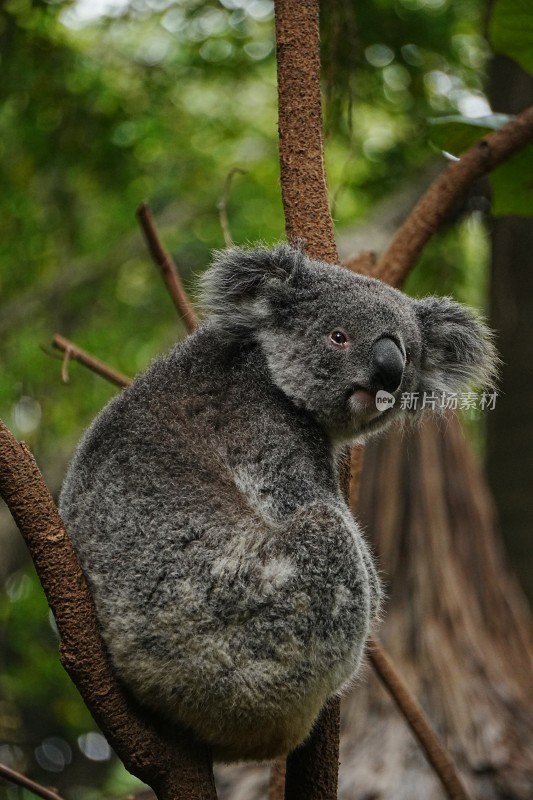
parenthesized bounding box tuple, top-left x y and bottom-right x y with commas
(429, 114, 512, 155)
(490, 0, 533, 76)
(490, 144, 533, 216)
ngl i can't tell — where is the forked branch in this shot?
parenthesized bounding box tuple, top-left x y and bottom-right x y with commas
(217, 168, 247, 248)
(53, 335, 130, 388)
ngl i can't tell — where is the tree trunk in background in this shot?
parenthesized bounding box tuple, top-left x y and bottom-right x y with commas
(339, 415, 533, 799)
(486, 55, 533, 602)
(216, 415, 533, 799)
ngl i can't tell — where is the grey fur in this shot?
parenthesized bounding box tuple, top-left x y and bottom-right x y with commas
(59, 244, 497, 762)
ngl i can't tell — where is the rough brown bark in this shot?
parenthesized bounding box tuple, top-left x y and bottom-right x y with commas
(284, 698, 341, 800)
(274, 2, 341, 797)
(275, 0, 337, 264)
(0, 419, 217, 800)
(274, 1, 354, 797)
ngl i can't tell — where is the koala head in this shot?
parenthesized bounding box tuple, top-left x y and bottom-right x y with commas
(200, 244, 497, 443)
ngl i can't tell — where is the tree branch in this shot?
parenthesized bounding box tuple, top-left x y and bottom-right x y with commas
(0, 762, 64, 800)
(367, 635, 471, 800)
(376, 104, 533, 286)
(137, 202, 199, 332)
(52, 335, 131, 389)
(275, 0, 337, 264)
(217, 168, 247, 248)
(0, 420, 217, 800)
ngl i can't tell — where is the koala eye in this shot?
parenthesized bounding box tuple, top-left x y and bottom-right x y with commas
(405, 346, 412, 364)
(329, 330, 349, 349)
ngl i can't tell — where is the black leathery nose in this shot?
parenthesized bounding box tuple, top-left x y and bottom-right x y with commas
(371, 337, 405, 393)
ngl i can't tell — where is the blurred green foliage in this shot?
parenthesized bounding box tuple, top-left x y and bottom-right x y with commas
(1, 0, 525, 797)
(490, 0, 533, 75)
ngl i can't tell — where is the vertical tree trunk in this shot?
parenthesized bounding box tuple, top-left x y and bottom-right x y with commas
(275, 2, 342, 797)
(486, 55, 533, 601)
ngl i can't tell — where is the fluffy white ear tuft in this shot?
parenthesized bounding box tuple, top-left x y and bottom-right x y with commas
(198, 243, 306, 338)
(414, 297, 499, 394)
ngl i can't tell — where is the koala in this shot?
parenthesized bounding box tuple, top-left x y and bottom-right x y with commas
(59, 244, 496, 762)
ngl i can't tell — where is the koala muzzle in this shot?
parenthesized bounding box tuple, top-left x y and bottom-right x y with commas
(370, 337, 405, 393)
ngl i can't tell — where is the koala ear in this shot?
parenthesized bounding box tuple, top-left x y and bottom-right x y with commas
(414, 296, 499, 394)
(199, 243, 306, 336)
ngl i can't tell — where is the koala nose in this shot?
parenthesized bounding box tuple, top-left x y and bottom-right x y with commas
(370, 337, 405, 393)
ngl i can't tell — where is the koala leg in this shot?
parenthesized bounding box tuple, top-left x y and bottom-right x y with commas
(184, 502, 376, 760)
(98, 500, 377, 761)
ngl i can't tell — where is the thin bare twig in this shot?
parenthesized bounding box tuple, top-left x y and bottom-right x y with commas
(0, 762, 64, 800)
(52, 335, 131, 388)
(61, 345, 71, 385)
(136, 201, 199, 332)
(217, 168, 247, 248)
(367, 634, 472, 800)
(377, 104, 533, 286)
